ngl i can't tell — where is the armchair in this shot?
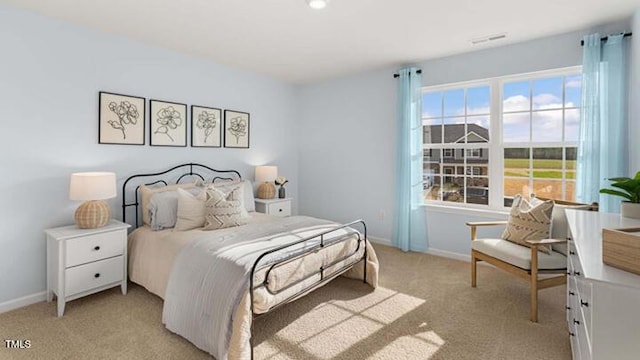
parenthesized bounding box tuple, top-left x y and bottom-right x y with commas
(466, 198, 597, 322)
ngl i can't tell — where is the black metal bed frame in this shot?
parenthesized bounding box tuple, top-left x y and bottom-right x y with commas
(121, 163, 368, 360)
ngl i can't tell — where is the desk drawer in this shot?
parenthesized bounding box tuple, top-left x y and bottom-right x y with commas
(576, 276, 592, 337)
(268, 202, 291, 217)
(65, 256, 123, 296)
(66, 229, 125, 267)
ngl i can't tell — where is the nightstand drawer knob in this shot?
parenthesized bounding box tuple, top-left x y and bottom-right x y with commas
(573, 271, 581, 276)
(94, 246, 101, 251)
(94, 273, 101, 278)
(569, 250, 576, 255)
(569, 291, 575, 296)
(573, 319, 580, 325)
(581, 300, 589, 307)
(279, 209, 283, 212)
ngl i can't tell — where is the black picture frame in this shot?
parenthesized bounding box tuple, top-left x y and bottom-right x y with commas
(223, 109, 250, 149)
(98, 91, 146, 145)
(149, 99, 187, 147)
(191, 105, 222, 148)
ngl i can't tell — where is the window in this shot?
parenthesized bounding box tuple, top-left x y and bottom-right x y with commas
(423, 83, 490, 205)
(466, 149, 481, 158)
(422, 67, 581, 209)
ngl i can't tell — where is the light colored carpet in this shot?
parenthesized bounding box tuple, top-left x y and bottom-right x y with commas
(0, 244, 570, 359)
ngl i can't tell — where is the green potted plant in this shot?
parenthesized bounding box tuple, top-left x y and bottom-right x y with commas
(599, 171, 640, 219)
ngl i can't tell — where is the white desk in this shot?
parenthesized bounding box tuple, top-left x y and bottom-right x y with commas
(565, 209, 640, 360)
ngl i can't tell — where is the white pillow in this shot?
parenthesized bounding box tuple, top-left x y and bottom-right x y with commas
(174, 188, 207, 231)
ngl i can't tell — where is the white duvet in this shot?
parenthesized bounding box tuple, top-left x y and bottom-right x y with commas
(152, 215, 378, 360)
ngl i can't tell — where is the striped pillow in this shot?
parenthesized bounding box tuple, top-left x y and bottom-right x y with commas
(502, 195, 554, 254)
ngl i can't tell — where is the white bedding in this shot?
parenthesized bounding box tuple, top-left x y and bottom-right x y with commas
(127, 213, 379, 360)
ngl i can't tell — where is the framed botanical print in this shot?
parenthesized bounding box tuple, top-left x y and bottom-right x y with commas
(191, 105, 222, 147)
(98, 91, 145, 145)
(149, 99, 187, 147)
(223, 110, 250, 149)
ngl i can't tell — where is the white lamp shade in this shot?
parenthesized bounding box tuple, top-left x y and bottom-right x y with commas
(255, 166, 278, 183)
(69, 172, 117, 201)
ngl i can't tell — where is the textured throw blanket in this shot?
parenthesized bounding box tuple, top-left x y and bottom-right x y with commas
(162, 216, 379, 360)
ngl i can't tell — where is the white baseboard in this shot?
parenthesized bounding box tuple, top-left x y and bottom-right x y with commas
(367, 236, 471, 263)
(0, 291, 46, 314)
(368, 236, 471, 262)
(424, 248, 471, 262)
(368, 236, 392, 246)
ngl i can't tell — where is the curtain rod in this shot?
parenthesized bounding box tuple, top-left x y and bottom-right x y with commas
(393, 69, 422, 78)
(580, 32, 632, 46)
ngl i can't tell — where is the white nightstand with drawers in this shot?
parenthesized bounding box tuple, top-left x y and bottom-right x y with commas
(254, 198, 292, 217)
(45, 220, 130, 316)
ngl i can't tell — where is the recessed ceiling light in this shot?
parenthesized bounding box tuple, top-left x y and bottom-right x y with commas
(307, 0, 329, 9)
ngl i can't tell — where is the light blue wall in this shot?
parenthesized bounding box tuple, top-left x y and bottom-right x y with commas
(298, 20, 632, 257)
(0, 5, 299, 304)
(630, 10, 640, 174)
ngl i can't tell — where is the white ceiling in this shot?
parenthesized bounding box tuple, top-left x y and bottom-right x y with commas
(4, 0, 640, 84)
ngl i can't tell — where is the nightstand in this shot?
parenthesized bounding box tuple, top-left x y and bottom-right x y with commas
(45, 220, 130, 316)
(255, 198, 292, 217)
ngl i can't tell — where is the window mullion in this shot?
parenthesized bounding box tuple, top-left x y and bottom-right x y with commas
(488, 78, 503, 209)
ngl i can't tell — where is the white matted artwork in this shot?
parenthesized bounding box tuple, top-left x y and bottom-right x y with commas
(191, 105, 221, 147)
(99, 91, 145, 145)
(224, 110, 250, 149)
(150, 99, 187, 147)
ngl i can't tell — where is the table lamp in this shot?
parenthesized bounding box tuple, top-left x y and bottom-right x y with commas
(255, 166, 277, 199)
(69, 172, 117, 228)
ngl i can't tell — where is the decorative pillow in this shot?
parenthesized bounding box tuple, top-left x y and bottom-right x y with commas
(530, 196, 591, 256)
(213, 180, 255, 213)
(203, 186, 249, 231)
(148, 187, 203, 231)
(502, 195, 554, 254)
(140, 182, 196, 225)
(174, 188, 207, 231)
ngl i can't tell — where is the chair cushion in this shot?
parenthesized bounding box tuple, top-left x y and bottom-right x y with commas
(502, 195, 554, 254)
(472, 238, 567, 270)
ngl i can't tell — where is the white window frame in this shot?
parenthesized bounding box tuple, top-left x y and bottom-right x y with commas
(422, 66, 581, 211)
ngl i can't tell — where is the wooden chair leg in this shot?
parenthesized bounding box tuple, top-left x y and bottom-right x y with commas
(530, 248, 539, 322)
(471, 251, 477, 288)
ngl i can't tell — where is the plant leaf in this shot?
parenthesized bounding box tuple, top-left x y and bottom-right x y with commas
(635, 171, 640, 181)
(611, 180, 639, 193)
(599, 189, 634, 201)
(608, 177, 631, 182)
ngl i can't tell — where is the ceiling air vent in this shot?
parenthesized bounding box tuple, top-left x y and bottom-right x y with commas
(471, 33, 507, 45)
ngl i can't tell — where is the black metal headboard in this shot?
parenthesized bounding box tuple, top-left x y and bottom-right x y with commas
(122, 163, 241, 228)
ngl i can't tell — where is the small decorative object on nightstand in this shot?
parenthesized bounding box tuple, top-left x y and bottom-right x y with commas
(45, 220, 130, 317)
(255, 165, 277, 199)
(255, 198, 292, 217)
(69, 172, 117, 228)
(275, 175, 288, 199)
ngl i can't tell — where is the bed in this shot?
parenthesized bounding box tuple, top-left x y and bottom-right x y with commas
(122, 163, 379, 360)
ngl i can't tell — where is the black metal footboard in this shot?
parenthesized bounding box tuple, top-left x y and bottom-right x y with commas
(248, 220, 368, 359)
